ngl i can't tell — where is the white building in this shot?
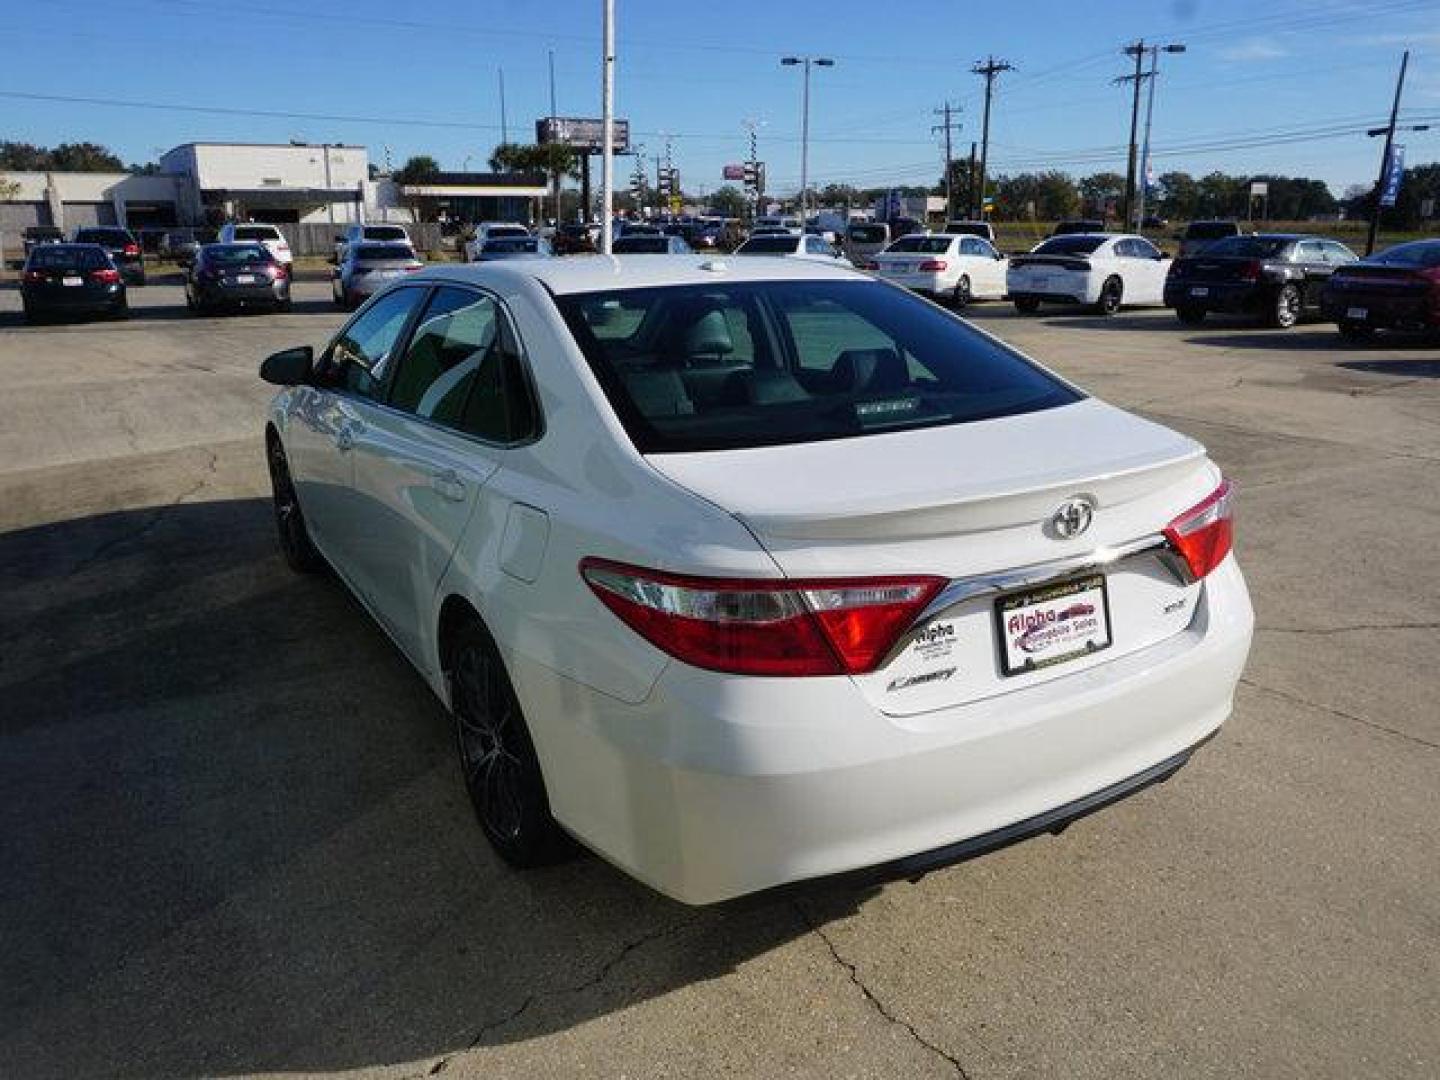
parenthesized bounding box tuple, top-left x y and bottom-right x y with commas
(160, 141, 369, 225)
(0, 171, 183, 234)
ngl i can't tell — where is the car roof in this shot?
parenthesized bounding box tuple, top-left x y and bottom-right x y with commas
(412, 254, 867, 295)
(30, 242, 105, 252)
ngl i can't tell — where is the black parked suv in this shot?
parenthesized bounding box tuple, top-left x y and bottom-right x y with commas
(20, 243, 128, 323)
(71, 226, 146, 285)
(1164, 234, 1358, 328)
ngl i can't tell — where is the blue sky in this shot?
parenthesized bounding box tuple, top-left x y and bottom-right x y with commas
(3, 0, 1439, 197)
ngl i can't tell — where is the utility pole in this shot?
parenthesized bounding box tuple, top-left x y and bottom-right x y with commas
(1117, 41, 1147, 230)
(548, 48, 560, 224)
(932, 101, 962, 220)
(600, 0, 615, 251)
(781, 56, 836, 225)
(971, 57, 1014, 220)
(498, 68, 509, 144)
(1131, 42, 1185, 233)
(1367, 50, 1411, 256)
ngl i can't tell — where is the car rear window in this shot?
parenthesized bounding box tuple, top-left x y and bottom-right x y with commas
(848, 225, 887, 243)
(484, 238, 539, 253)
(1033, 236, 1106, 256)
(355, 244, 415, 260)
(887, 236, 951, 254)
(554, 280, 1081, 453)
(614, 237, 670, 253)
(738, 236, 798, 254)
(1186, 222, 1239, 240)
(75, 229, 131, 245)
(1368, 241, 1440, 268)
(1202, 237, 1293, 258)
(28, 246, 108, 270)
(363, 226, 407, 241)
(205, 244, 273, 264)
(234, 225, 281, 241)
(487, 226, 528, 239)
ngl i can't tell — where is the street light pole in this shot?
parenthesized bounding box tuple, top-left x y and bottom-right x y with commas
(600, 0, 615, 254)
(1135, 43, 1185, 233)
(781, 56, 834, 224)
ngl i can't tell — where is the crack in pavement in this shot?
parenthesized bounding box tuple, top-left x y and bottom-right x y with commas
(65, 449, 219, 577)
(425, 918, 694, 1076)
(1240, 676, 1439, 751)
(792, 899, 970, 1078)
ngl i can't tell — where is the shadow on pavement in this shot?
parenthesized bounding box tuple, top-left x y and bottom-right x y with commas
(0, 497, 866, 1078)
(0, 297, 341, 329)
(1181, 329, 1440, 352)
(1338, 358, 1440, 378)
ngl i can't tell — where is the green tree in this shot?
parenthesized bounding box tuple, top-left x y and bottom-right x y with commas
(1155, 171, 1198, 220)
(488, 142, 580, 182)
(48, 142, 125, 171)
(393, 155, 441, 184)
(709, 185, 748, 217)
(817, 183, 861, 208)
(1079, 172, 1126, 216)
(1197, 172, 1244, 217)
(0, 141, 49, 170)
(1034, 171, 1080, 220)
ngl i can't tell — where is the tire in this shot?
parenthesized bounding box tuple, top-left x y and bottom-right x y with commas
(1337, 320, 1375, 343)
(1268, 284, 1301, 329)
(1095, 276, 1123, 317)
(1176, 306, 1206, 325)
(449, 619, 572, 868)
(110, 301, 129, 320)
(1014, 296, 1042, 314)
(266, 436, 325, 574)
(952, 275, 973, 309)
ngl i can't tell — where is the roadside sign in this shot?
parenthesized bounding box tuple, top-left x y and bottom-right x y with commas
(723, 164, 746, 181)
(1379, 144, 1406, 208)
(536, 117, 631, 154)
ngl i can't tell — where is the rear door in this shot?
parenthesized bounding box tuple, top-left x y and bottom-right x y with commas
(344, 285, 525, 664)
(1293, 240, 1335, 311)
(285, 286, 428, 566)
(1118, 238, 1167, 304)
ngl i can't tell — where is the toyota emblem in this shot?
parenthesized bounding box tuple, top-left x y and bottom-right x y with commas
(1050, 498, 1094, 539)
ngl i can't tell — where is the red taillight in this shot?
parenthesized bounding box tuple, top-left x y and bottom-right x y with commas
(917, 259, 948, 272)
(1237, 260, 1262, 283)
(22, 269, 45, 284)
(270, 262, 288, 279)
(122, 243, 140, 256)
(860, 259, 879, 271)
(404, 263, 423, 272)
(579, 559, 944, 677)
(1163, 479, 1235, 581)
(89, 268, 121, 284)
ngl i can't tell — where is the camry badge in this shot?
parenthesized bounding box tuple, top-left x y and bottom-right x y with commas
(1050, 498, 1094, 540)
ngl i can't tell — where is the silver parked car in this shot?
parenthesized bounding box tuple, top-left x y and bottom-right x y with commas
(332, 242, 423, 310)
(472, 236, 553, 262)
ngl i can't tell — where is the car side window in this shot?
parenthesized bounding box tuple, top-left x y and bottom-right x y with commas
(804, 236, 826, 255)
(1324, 241, 1358, 264)
(386, 285, 540, 443)
(325, 286, 426, 399)
(1132, 239, 1161, 260)
(1296, 240, 1324, 263)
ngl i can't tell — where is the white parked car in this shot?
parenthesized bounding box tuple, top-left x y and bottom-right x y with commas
(753, 215, 803, 234)
(462, 222, 530, 262)
(1007, 233, 1170, 315)
(868, 232, 1008, 306)
(334, 222, 411, 263)
(260, 257, 1253, 904)
(734, 231, 852, 266)
(218, 222, 292, 267)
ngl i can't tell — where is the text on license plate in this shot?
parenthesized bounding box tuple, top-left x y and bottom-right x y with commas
(1347, 307, 1367, 320)
(995, 574, 1111, 677)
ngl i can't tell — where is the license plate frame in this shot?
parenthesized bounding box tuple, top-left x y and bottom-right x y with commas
(994, 573, 1112, 678)
(235, 274, 257, 284)
(1346, 306, 1368, 320)
(1190, 286, 1210, 297)
(62, 275, 83, 287)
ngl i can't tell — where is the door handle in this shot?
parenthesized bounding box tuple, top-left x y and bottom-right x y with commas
(430, 468, 467, 502)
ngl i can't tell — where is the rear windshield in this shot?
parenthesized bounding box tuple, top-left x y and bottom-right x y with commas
(848, 224, 887, 243)
(737, 236, 798, 254)
(1202, 236, 1293, 258)
(487, 226, 528, 238)
(363, 226, 407, 241)
(204, 244, 273, 264)
(554, 281, 1081, 453)
(483, 238, 539, 253)
(75, 229, 132, 245)
(613, 236, 670, 253)
(1052, 221, 1103, 235)
(1368, 241, 1440, 268)
(887, 236, 951, 254)
(354, 244, 414, 260)
(1033, 236, 1106, 256)
(28, 246, 108, 270)
(233, 225, 281, 241)
(1186, 221, 1239, 239)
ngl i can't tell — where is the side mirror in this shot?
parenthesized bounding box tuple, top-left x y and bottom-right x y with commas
(260, 345, 314, 386)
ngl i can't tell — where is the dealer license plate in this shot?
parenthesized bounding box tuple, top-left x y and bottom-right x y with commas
(995, 574, 1111, 677)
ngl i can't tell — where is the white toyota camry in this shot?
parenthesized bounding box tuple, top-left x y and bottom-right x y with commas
(1007, 232, 1171, 315)
(261, 254, 1253, 904)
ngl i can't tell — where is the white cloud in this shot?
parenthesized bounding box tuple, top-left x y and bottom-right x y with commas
(1219, 40, 1290, 62)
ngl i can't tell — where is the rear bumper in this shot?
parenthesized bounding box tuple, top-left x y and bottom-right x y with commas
(1321, 293, 1438, 329)
(197, 281, 289, 306)
(512, 555, 1254, 904)
(1008, 274, 1096, 305)
(22, 285, 124, 313)
(1165, 281, 1266, 313)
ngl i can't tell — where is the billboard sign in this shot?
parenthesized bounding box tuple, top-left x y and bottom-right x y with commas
(536, 117, 631, 154)
(1379, 144, 1406, 208)
(722, 163, 746, 181)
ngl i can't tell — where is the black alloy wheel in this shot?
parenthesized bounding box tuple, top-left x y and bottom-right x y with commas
(449, 621, 571, 867)
(953, 275, 973, 308)
(1096, 277, 1123, 317)
(1014, 296, 1042, 314)
(266, 438, 325, 574)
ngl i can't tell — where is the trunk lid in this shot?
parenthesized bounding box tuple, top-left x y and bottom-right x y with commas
(647, 398, 1216, 716)
(1174, 256, 1263, 284)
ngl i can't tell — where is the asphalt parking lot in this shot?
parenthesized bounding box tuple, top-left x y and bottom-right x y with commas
(2, 279, 1437, 1080)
